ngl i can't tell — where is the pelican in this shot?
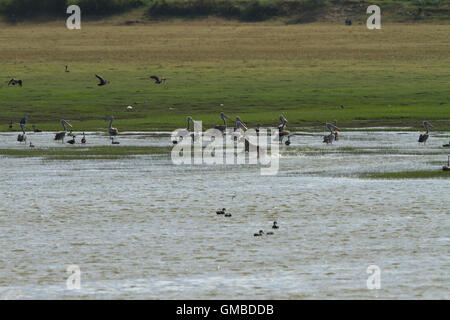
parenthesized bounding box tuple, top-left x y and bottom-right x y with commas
(172, 116, 195, 144)
(17, 116, 27, 143)
(150, 75, 166, 84)
(323, 123, 340, 144)
(443, 156, 450, 171)
(418, 121, 433, 144)
(8, 79, 22, 87)
(214, 112, 232, 134)
(81, 132, 86, 144)
(333, 120, 339, 141)
(54, 120, 72, 142)
(278, 115, 290, 143)
(107, 116, 119, 138)
(95, 74, 109, 86)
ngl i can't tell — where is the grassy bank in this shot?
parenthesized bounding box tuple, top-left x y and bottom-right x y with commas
(363, 170, 450, 179)
(1, 21, 449, 132)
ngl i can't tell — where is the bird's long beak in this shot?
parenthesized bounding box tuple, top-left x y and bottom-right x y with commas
(65, 121, 73, 128)
(239, 120, 248, 130)
(332, 125, 340, 131)
(428, 123, 434, 128)
(223, 113, 232, 121)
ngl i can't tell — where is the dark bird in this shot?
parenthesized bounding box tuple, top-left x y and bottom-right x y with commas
(333, 120, 339, 141)
(8, 79, 22, 87)
(443, 156, 450, 171)
(67, 137, 76, 144)
(81, 132, 86, 144)
(95, 74, 109, 86)
(54, 120, 72, 142)
(65, 65, 70, 73)
(272, 221, 279, 229)
(418, 121, 433, 144)
(254, 230, 264, 237)
(345, 18, 352, 26)
(150, 75, 166, 84)
(17, 116, 27, 143)
(29, 141, 35, 148)
(340, 105, 345, 109)
(111, 137, 120, 145)
(32, 125, 42, 133)
(216, 208, 226, 215)
(214, 112, 232, 134)
(224, 212, 232, 217)
(443, 141, 450, 148)
(107, 116, 119, 138)
(8, 121, 13, 129)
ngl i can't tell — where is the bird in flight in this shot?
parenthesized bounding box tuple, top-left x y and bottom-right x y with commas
(8, 79, 22, 87)
(95, 74, 110, 86)
(150, 75, 166, 84)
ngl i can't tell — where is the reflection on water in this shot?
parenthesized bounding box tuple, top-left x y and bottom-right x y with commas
(0, 131, 448, 299)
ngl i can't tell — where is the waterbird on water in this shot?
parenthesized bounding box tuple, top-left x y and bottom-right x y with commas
(272, 221, 279, 229)
(54, 120, 72, 142)
(443, 156, 450, 171)
(214, 112, 232, 134)
(278, 115, 290, 144)
(32, 125, 42, 133)
(216, 208, 226, 215)
(111, 137, 120, 145)
(323, 123, 340, 144)
(17, 116, 27, 143)
(67, 136, 76, 144)
(81, 132, 86, 144)
(418, 121, 434, 144)
(107, 116, 119, 138)
(29, 141, 35, 148)
(254, 230, 264, 237)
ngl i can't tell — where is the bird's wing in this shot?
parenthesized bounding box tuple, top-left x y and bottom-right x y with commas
(150, 75, 159, 82)
(7, 79, 13, 85)
(95, 74, 105, 83)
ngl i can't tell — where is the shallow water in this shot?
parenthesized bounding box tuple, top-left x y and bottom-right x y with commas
(0, 131, 449, 299)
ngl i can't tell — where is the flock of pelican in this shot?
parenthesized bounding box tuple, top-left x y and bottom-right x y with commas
(11, 111, 440, 150)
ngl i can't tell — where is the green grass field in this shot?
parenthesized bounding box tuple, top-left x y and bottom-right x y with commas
(1, 20, 449, 132)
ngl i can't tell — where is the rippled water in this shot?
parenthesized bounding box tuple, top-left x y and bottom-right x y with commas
(0, 131, 449, 299)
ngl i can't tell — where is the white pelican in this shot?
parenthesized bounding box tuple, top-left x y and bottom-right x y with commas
(54, 120, 72, 142)
(17, 116, 27, 143)
(214, 112, 232, 134)
(108, 116, 119, 138)
(418, 121, 433, 144)
(323, 123, 340, 144)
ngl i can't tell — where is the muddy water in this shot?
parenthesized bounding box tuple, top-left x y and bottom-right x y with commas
(0, 131, 448, 299)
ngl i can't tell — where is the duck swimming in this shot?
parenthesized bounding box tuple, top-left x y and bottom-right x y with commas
(224, 212, 232, 217)
(216, 208, 226, 215)
(272, 221, 279, 229)
(254, 230, 264, 237)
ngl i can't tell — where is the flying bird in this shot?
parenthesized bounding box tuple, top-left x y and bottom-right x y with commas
(150, 76, 166, 84)
(95, 74, 110, 86)
(8, 79, 22, 87)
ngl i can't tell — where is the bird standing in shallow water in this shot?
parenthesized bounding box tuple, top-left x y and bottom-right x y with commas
(54, 120, 72, 142)
(418, 121, 433, 144)
(81, 132, 86, 144)
(107, 116, 119, 139)
(17, 116, 27, 143)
